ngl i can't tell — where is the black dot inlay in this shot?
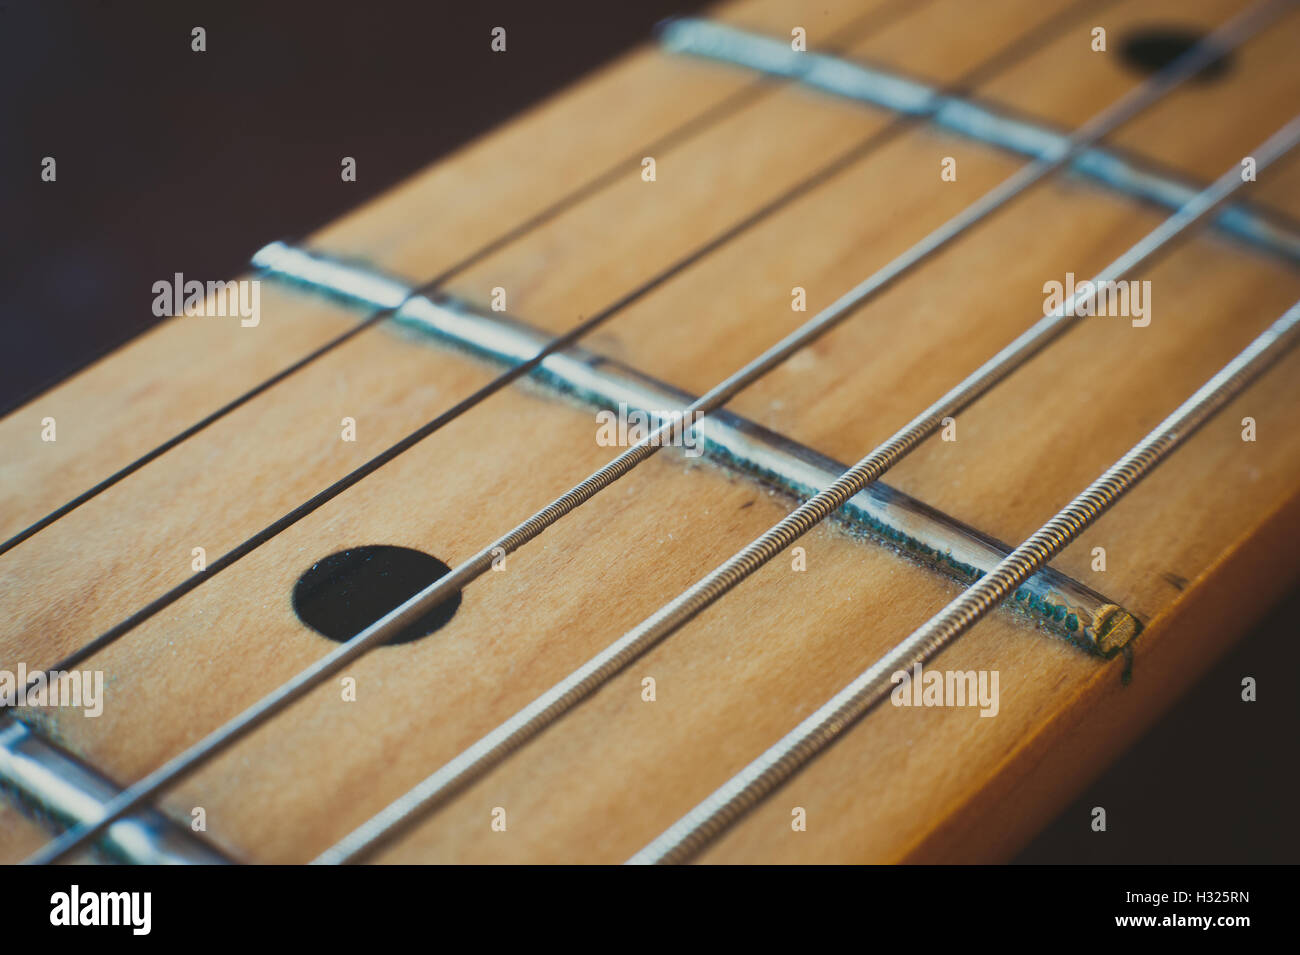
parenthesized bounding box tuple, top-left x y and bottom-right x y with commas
(292, 545, 461, 646)
(1119, 28, 1232, 82)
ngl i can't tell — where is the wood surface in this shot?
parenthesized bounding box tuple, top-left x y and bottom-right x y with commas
(2, 0, 1298, 863)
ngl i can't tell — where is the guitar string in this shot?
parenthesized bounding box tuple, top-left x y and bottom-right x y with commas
(19, 0, 1278, 865)
(630, 294, 1300, 864)
(12, 0, 1101, 688)
(316, 114, 1300, 865)
(0, 0, 927, 559)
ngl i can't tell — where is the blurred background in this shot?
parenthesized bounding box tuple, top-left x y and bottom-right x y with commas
(2, 0, 1295, 863)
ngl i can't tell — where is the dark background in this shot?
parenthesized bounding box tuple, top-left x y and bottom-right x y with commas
(2, 0, 1295, 863)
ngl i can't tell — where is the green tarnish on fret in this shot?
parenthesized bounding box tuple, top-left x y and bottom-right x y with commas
(691, 424, 1139, 657)
(827, 487, 1138, 659)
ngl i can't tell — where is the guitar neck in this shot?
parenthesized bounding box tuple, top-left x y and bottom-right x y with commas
(3, 0, 1300, 864)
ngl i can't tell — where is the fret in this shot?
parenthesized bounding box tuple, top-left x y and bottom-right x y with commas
(662, 15, 1300, 262)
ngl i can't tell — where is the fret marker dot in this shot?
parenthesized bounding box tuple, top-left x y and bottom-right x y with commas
(292, 545, 462, 646)
(1119, 28, 1232, 82)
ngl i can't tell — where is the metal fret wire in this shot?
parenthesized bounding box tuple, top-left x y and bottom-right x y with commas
(15, 0, 1024, 692)
(20, 1, 1281, 865)
(317, 114, 1300, 865)
(0, 0, 924, 561)
(631, 296, 1300, 864)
